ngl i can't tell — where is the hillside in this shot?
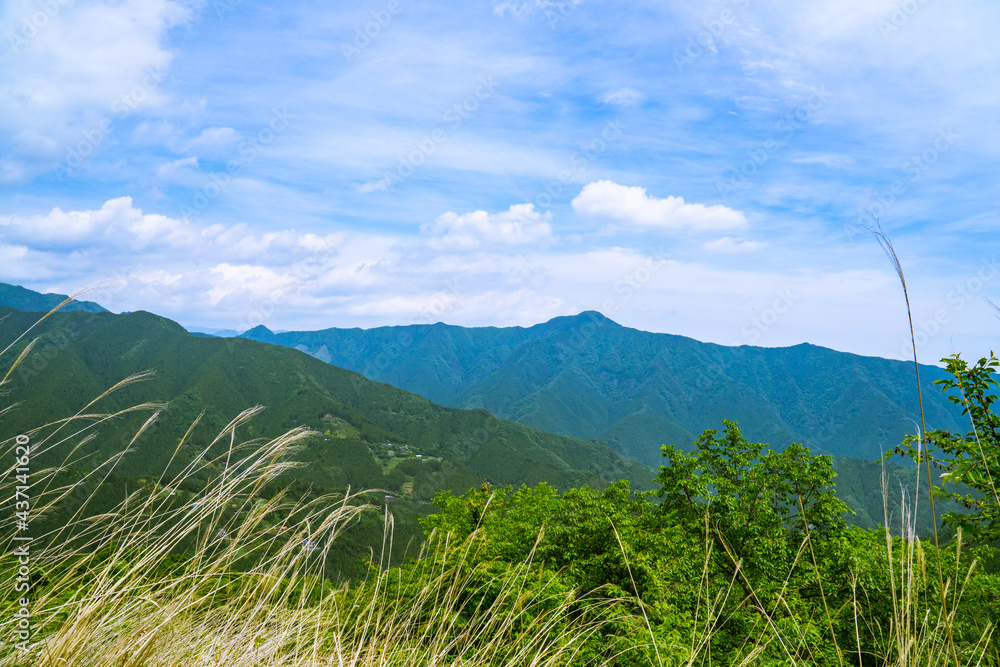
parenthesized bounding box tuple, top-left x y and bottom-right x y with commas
(240, 311, 968, 466)
(0, 281, 108, 314)
(0, 306, 651, 497)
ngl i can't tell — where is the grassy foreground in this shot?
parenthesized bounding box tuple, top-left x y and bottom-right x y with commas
(0, 408, 616, 666)
(0, 401, 995, 665)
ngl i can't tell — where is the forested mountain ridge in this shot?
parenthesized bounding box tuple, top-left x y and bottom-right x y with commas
(0, 305, 652, 497)
(0, 287, 967, 534)
(240, 310, 967, 465)
(0, 282, 108, 314)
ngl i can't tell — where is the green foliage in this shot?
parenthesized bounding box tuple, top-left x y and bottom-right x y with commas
(417, 420, 1000, 664)
(0, 304, 657, 584)
(241, 310, 974, 525)
(656, 421, 850, 586)
(831, 455, 969, 535)
(899, 354, 1000, 542)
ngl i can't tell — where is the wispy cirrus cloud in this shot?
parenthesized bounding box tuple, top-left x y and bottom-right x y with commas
(0, 0, 193, 179)
(600, 87, 644, 107)
(491, 0, 581, 18)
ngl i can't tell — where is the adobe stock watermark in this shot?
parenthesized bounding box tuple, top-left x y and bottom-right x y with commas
(604, 248, 670, 313)
(377, 75, 497, 190)
(5, 0, 71, 52)
(179, 107, 295, 220)
(50, 65, 168, 178)
(843, 125, 958, 243)
(553, 247, 670, 361)
(878, 0, 931, 40)
(898, 256, 998, 359)
(674, 0, 750, 72)
(340, 0, 404, 63)
(10, 434, 34, 654)
(740, 288, 798, 344)
(213, 0, 247, 19)
(716, 86, 831, 201)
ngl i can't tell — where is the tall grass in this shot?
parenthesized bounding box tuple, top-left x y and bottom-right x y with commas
(0, 409, 614, 666)
(0, 301, 613, 666)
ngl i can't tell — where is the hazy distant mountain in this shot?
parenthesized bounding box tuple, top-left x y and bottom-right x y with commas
(240, 311, 968, 466)
(0, 282, 108, 314)
(184, 326, 241, 337)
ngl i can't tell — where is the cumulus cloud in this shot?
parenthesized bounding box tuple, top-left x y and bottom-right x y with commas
(600, 87, 645, 107)
(422, 203, 555, 249)
(0, 197, 353, 329)
(702, 237, 767, 254)
(0, 197, 343, 259)
(571, 181, 748, 232)
(0, 0, 191, 142)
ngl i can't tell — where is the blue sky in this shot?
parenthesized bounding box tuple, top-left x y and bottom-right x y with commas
(0, 0, 997, 364)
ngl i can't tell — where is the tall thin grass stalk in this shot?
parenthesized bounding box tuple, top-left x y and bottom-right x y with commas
(868, 222, 960, 667)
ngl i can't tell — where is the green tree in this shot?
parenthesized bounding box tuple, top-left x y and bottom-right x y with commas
(655, 420, 854, 665)
(656, 420, 850, 582)
(902, 353, 1000, 542)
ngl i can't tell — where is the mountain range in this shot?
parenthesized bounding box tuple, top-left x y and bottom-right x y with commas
(0, 305, 650, 495)
(0, 283, 971, 534)
(239, 311, 968, 466)
(0, 282, 108, 314)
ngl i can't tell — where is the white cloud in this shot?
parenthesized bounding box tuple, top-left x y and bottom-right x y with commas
(601, 87, 645, 107)
(0, 159, 26, 183)
(702, 237, 768, 254)
(0, 0, 192, 141)
(156, 156, 200, 183)
(0, 197, 353, 329)
(571, 181, 748, 232)
(791, 153, 855, 168)
(185, 127, 241, 152)
(355, 177, 392, 193)
(422, 203, 555, 249)
(0, 197, 344, 259)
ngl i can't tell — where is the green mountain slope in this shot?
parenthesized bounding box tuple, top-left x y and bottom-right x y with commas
(0, 302, 965, 536)
(240, 311, 967, 465)
(0, 281, 109, 314)
(0, 306, 652, 497)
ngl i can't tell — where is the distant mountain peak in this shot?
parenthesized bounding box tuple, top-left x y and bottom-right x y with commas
(240, 325, 277, 342)
(543, 310, 621, 329)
